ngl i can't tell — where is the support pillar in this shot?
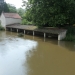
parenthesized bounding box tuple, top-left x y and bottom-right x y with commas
(58, 31, 67, 40)
(17, 29, 18, 33)
(44, 33, 46, 38)
(58, 34, 60, 41)
(24, 30, 25, 34)
(33, 31, 35, 36)
(11, 28, 12, 32)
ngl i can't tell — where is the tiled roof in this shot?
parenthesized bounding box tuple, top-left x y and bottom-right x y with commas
(3, 13, 21, 19)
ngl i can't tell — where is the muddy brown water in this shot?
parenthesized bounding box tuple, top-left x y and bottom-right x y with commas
(0, 31, 75, 75)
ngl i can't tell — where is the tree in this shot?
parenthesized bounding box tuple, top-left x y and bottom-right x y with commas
(0, 2, 9, 15)
(22, 0, 75, 27)
(17, 8, 25, 17)
(7, 3, 17, 13)
(21, 10, 33, 25)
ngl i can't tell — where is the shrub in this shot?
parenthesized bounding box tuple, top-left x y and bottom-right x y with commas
(63, 26, 75, 41)
(21, 19, 32, 25)
(0, 25, 5, 31)
(63, 34, 75, 41)
(66, 26, 75, 35)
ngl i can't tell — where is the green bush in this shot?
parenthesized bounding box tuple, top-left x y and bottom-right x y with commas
(21, 19, 28, 25)
(0, 25, 5, 31)
(63, 34, 75, 41)
(66, 26, 75, 35)
(21, 19, 32, 25)
(63, 26, 75, 41)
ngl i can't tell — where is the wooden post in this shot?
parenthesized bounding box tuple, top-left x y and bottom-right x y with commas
(44, 33, 46, 38)
(24, 30, 25, 34)
(17, 29, 18, 33)
(33, 31, 34, 36)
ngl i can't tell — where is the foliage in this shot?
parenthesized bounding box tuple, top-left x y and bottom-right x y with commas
(22, 0, 75, 27)
(7, 3, 17, 13)
(21, 8, 33, 25)
(21, 19, 32, 25)
(17, 8, 25, 17)
(0, 25, 5, 31)
(0, 2, 9, 15)
(66, 26, 75, 36)
(63, 34, 75, 41)
(63, 26, 75, 41)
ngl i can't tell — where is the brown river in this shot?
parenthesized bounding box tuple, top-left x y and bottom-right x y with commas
(0, 31, 75, 75)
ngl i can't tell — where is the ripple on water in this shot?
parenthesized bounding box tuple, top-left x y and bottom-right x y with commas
(0, 37, 38, 75)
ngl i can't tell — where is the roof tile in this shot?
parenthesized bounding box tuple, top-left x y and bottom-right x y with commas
(3, 13, 21, 19)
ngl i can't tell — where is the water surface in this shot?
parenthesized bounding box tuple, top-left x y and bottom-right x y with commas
(0, 31, 75, 75)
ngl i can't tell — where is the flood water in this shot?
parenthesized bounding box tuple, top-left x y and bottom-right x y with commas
(0, 31, 75, 75)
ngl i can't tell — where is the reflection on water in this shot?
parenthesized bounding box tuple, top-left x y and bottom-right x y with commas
(0, 31, 75, 75)
(58, 41, 75, 51)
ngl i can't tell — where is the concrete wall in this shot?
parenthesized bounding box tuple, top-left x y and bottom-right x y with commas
(6, 18, 21, 25)
(58, 30, 67, 40)
(0, 13, 6, 27)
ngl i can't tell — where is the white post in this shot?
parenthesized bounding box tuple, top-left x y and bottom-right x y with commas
(33, 31, 34, 36)
(17, 29, 18, 33)
(58, 34, 60, 40)
(44, 33, 46, 38)
(58, 31, 67, 40)
(11, 28, 12, 32)
(24, 30, 25, 34)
